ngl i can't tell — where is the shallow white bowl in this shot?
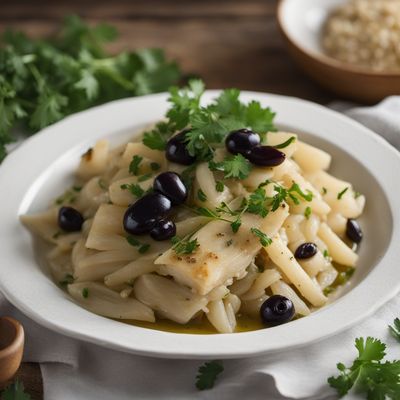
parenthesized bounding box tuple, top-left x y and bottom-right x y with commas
(0, 91, 399, 359)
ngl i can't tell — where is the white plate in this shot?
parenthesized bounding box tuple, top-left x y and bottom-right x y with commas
(0, 91, 399, 359)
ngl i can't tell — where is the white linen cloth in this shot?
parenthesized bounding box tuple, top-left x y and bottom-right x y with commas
(1, 96, 400, 400)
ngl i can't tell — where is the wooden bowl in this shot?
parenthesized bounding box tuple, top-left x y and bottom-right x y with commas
(277, 0, 400, 103)
(0, 317, 24, 387)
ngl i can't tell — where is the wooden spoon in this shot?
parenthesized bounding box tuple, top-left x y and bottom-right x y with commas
(0, 317, 25, 388)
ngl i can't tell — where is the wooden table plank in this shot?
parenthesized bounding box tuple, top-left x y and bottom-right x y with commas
(1, 1, 335, 398)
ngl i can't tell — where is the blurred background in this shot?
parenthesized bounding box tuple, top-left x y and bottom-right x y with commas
(0, 0, 331, 103)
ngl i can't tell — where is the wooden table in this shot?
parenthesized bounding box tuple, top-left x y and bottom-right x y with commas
(1, 0, 335, 398)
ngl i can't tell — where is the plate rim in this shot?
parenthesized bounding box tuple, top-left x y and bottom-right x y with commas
(0, 90, 399, 359)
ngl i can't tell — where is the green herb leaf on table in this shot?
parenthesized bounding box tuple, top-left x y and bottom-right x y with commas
(0, 16, 181, 162)
(328, 337, 400, 398)
(1, 379, 31, 400)
(195, 360, 224, 390)
(389, 318, 400, 342)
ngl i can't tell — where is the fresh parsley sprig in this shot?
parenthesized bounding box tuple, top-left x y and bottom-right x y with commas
(0, 15, 181, 162)
(126, 236, 151, 253)
(328, 337, 400, 398)
(142, 80, 276, 163)
(195, 360, 224, 390)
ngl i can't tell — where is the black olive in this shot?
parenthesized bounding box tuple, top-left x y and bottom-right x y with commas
(150, 219, 176, 241)
(165, 130, 196, 166)
(225, 128, 260, 155)
(153, 172, 188, 205)
(346, 219, 363, 243)
(123, 193, 172, 235)
(260, 295, 295, 326)
(294, 242, 318, 259)
(58, 206, 84, 232)
(245, 145, 286, 167)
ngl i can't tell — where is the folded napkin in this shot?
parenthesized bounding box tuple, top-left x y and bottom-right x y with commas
(1, 97, 400, 400)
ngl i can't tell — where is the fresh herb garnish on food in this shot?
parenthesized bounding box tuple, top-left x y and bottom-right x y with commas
(247, 187, 269, 217)
(59, 273, 74, 287)
(322, 187, 328, 195)
(54, 186, 81, 205)
(197, 189, 207, 202)
(120, 183, 145, 198)
(323, 249, 330, 259)
(195, 360, 224, 390)
(142, 80, 276, 162)
(1, 379, 31, 400)
(337, 187, 349, 200)
(209, 154, 252, 180)
(304, 206, 312, 219)
(82, 287, 89, 298)
(171, 235, 199, 255)
(0, 15, 181, 163)
(389, 318, 400, 342)
(251, 228, 272, 247)
(150, 162, 161, 171)
(138, 173, 153, 182)
(215, 181, 225, 192)
(126, 236, 151, 253)
(273, 136, 296, 149)
(328, 337, 400, 398)
(129, 155, 143, 176)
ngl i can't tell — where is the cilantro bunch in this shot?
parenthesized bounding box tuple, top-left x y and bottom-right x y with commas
(328, 336, 400, 399)
(0, 15, 181, 162)
(143, 79, 276, 164)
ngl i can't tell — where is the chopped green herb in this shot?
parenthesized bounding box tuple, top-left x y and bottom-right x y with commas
(354, 191, 362, 199)
(215, 181, 225, 193)
(171, 235, 199, 255)
(250, 228, 272, 247)
(120, 183, 145, 198)
(98, 178, 107, 190)
(59, 273, 74, 287)
(197, 189, 207, 202)
(328, 337, 400, 399)
(272, 136, 296, 149)
(337, 187, 349, 200)
(247, 187, 269, 217)
(323, 286, 336, 296)
(304, 206, 312, 219)
(55, 187, 78, 205)
(322, 187, 327, 195)
(72, 186, 82, 192)
(150, 162, 161, 171)
(230, 219, 242, 233)
(323, 249, 330, 259)
(82, 287, 89, 298)
(1, 379, 31, 400)
(389, 318, 400, 342)
(129, 155, 143, 176)
(209, 153, 252, 180)
(196, 360, 224, 390)
(126, 236, 150, 253)
(336, 267, 355, 285)
(138, 173, 152, 182)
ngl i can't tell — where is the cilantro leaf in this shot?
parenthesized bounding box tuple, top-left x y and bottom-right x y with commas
(195, 360, 224, 390)
(247, 188, 269, 217)
(129, 155, 143, 175)
(210, 154, 251, 180)
(250, 228, 272, 247)
(337, 187, 349, 200)
(244, 100, 276, 135)
(328, 337, 400, 399)
(197, 189, 207, 202)
(389, 318, 400, 342)
(1, 379, 31, 400)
